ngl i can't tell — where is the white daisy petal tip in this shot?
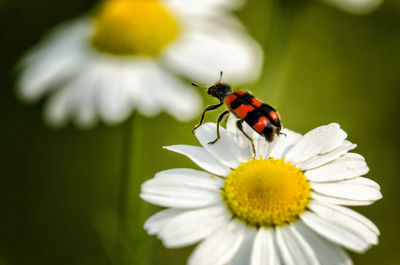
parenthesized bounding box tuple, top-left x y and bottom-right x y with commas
(311, 178, 383, 202)
(15, 82, 38, 104)
(143, 208, 183, 235)
(141, 168, 224, 209)
(297, 140, 357, 170)
(306, 201, 380, 251)
(157, 204, 231, 249)
(305, 152, 370, 182)
(285, 122, 349, 164)
(311, 191, 377, 206)
(163, 145, 231, 176)
(193, 123, 217, 143)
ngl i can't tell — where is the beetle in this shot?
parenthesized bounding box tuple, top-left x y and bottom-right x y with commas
(192, 72, 283, 156)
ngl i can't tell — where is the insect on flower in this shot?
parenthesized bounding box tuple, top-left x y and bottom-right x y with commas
(192, 72, 283, 155)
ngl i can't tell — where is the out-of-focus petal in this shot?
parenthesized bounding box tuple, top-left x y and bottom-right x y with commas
(162, 23, 262, 84)
(320, 0, 383, 14)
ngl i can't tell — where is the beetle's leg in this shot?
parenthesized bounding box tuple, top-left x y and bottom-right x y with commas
(208, 110, 230, 145)
(236, 120, 256, 157)
(192, 102, 223, 134)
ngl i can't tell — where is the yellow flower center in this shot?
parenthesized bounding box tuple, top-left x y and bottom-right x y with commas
(91, 0, 180, 56)
(223, 158, 311, 227)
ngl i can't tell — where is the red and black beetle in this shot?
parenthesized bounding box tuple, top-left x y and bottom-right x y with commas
(192, 72, 283, 155)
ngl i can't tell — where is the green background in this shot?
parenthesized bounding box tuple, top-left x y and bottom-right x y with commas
(0, 0, 399, 264)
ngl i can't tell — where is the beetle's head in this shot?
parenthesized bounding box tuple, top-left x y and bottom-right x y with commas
(192, 71, 232, 101)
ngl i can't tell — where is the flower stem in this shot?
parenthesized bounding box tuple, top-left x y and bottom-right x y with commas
(116, 113, 150, 265)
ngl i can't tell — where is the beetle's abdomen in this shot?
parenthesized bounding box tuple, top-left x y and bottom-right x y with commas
(225, 91, 282, 142)
(224, 91, 250, 115)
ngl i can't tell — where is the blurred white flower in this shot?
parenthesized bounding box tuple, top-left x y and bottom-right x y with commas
(320, 0, 383, 14)
(17, 0, 262, 128)
(141, 116, 381, 265)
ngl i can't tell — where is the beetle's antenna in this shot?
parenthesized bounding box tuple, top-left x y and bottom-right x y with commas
(191, 82, 207, 89)
(218, 71, 223, 83)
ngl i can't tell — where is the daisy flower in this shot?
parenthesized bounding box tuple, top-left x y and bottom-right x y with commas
(17, 0, 262, 128)
(141, 116, 381, 265)
(320, 0, 383, 14)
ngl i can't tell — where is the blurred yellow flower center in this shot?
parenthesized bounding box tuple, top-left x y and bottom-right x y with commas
(223, 158, 310, 227)
(91, 0, 179, 56)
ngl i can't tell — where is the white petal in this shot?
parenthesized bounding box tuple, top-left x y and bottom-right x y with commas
(112, 59, 195, 120)
(98, 58, 172, 120)
(22, 18, 90, 64)
(97, 63, 137, 124)
(140, 168, 223, 208)
(18, 48, 85, 101)
(124, 60, 163, 117)
(135, 90, 161, 117)
(242, 124, 266, 158)
(311, 178, 382, 201)
(17, 18, 89, 101)
(305, 153, 369, 182)
(70, 64, 101, 128)
(195, 123, 243, 168)
(296, 140, 356, 170)
(311, 192, 375, 206)
(44, 84, 74, 128)
(294, 221, 352, 265)
(144, 208, 184, 235)
(285, 123, 347, 164)
(230, 228, 256, 265)
(251, 228, 281, 265)
(338, 177, 381, 190)
(268, 128, 302, 159)
(164, 145, 231, 176)
(145, 66, 202, 121)
(159, 203, 231, 248)
(254, 137, 271, 160)
(308, 201, 379, 245)
(95, 59, 146, 123)
(226, 115, 272, 160)
(275, 224, 319, 265)
(226, 115, 255, 159)
(309, 201, 379, 235)
(44, 63, 100, 128)
(320, 0, 383, 14)
(162, 23, 262, 84)
(301, 211, 372, 253)
(188, 220, 247, 265)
